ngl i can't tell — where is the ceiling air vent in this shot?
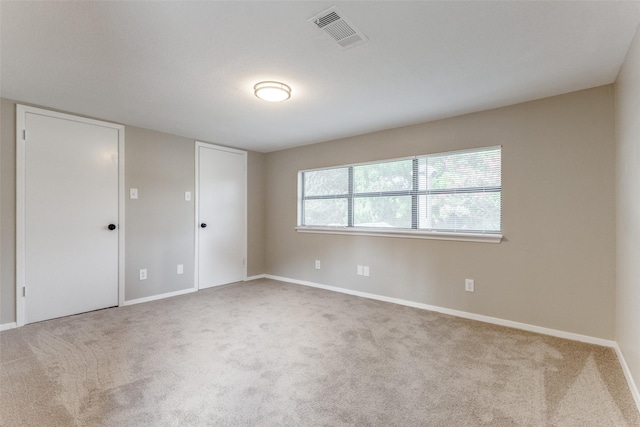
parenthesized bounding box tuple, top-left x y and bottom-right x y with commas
(308, 6, 368, 49)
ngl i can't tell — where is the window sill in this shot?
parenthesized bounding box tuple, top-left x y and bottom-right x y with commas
(295, 226, 502, 243)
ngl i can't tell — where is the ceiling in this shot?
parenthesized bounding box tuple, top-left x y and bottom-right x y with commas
(2, 1, 639, 153)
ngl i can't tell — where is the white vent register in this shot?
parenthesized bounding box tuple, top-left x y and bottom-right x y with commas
(309, 6, 368, 48)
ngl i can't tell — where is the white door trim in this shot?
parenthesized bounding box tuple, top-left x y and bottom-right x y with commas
(15, 105, 125, 327)
(194, 141, 247, 290)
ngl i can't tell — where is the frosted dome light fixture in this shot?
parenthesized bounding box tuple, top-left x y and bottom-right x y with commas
(254, 81, 291, 102)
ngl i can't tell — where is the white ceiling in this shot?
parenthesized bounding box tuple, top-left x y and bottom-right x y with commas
(2, 1, 639, 153)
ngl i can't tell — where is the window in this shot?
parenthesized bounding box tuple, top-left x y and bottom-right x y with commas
(297, 146, 502, 242)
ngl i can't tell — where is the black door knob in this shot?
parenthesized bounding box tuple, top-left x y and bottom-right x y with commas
(108, 224, 117, 231)
(200, 223, 207, 228)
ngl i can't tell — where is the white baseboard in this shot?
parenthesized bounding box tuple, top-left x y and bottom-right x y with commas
(245, 274, 266, 281)
(0, 322, 17, 331)
(264, 274, 616, 347)
(122, 287, 197, 306)
(613, 343, 640, 411)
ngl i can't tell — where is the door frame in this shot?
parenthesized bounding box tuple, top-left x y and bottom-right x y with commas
(16, 105, 126, 327)
(194, 141, 247, 290)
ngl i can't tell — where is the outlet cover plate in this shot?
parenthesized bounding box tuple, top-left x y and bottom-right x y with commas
(465, 279, 474, 292)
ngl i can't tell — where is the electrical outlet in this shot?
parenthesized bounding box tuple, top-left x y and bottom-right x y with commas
(363, 266, 370, 277)
(465, 279, 474, 292)
(357, 265, 363, 275)
(139, 268, 147, 280)
(177, 264, 184, 275)
(315, 260, 321, 270)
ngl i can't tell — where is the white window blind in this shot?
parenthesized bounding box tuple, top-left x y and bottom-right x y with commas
(298, 146, 501, 239)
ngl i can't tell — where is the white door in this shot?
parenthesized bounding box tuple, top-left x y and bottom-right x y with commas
(196, 143, 246, 289)
(17, 106, 123, 325)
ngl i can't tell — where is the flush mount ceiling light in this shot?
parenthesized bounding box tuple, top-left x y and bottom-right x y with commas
(254, 81, 291, 102)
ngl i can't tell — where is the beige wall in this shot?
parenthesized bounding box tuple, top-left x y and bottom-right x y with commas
(1, 98, 17, 323)
(265, 86, 616, 339)
(124, 126, 196, 300)
(247, 151, 266, 276)
(615, 24, 640, 397)
(0, 99, 265, 322)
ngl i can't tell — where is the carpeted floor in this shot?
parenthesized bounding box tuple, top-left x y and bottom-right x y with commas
(1, 278, 638, 426)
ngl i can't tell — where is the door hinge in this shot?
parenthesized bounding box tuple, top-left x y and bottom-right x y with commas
(22, 286, 26, 297)
(23, 130, 26, 140)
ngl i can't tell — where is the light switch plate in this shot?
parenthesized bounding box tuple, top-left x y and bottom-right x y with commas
(130, 188, 138, 199)
(185, 191, 191, 201)
(177, 264, 184, 275)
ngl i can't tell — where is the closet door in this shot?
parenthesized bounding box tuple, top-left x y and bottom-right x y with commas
(17, 105, 123, 324)
(195, 142, 247, 289)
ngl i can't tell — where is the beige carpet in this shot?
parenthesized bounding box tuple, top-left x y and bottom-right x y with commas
(1, 278, 638, 426)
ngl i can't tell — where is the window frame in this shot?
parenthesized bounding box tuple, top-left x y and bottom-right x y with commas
(297, 146, 502, 243)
